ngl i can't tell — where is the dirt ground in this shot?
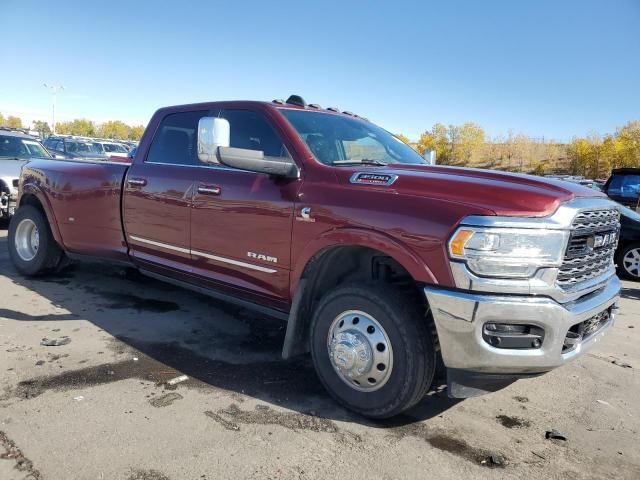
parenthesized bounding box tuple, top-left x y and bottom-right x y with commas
(0, 225, 639, 480)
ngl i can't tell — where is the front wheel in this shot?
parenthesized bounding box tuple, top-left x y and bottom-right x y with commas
(8, 205, 63, 276)
(310, 284, 436, 419)
(617, 243, 640, 281)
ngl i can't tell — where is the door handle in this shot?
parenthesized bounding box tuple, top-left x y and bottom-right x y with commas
(197, 185, 221, 195)
(127, 178, 147, 187)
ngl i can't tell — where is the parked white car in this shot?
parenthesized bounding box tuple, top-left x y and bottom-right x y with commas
(0, 129, 52, 220)
(94, 141, 130, 158)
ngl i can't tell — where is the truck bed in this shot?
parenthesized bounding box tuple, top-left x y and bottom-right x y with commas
(20, 158, 131, 260)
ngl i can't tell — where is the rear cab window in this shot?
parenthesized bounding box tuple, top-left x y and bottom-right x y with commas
(146, 110, 209, 166)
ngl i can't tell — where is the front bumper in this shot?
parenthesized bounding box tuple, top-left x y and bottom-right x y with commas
(425, 275, 620, 375)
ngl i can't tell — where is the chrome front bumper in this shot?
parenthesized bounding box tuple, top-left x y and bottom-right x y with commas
(425, 275, 620, 374)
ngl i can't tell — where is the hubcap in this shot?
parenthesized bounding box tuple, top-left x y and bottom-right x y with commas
(327, 310, 393, 392)
(14, 218, 40, 262)
(623, 248, 640, 278)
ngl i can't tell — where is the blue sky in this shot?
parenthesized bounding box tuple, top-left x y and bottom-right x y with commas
(1, 0, 638, 141)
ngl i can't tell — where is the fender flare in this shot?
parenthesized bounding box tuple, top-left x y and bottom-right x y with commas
(290, 227, 437, 298)
(20, 183, 65, 248)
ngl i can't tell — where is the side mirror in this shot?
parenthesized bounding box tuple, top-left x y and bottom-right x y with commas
(423, 149, 436, 165)
(197, 116, 299, 178)
(217, 147, 299, 178)
(197, 117, 230, 164)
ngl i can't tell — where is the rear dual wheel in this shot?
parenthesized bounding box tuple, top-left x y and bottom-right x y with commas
(310, 284, 436, 419)
(8, 205, 63, 276)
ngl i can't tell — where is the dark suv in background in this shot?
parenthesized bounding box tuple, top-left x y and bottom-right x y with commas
(43, 136, 109, 160)
(603, 168, 640, 208)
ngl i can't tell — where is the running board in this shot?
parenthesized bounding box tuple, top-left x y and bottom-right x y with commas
(139, 269, 289, 321)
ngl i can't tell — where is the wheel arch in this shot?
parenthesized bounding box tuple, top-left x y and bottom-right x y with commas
(283, 230, 437, 359)
(19, 184, 64, 248)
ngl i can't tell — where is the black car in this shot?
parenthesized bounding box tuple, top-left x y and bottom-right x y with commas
(43, 136, 109, 160)
(603, 168, 640, 208)
(615, 205, 640, 281)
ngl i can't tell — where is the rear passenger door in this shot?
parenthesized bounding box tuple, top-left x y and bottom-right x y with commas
(123, 110, 210, 271)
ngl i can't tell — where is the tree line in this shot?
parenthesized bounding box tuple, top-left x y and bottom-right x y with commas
(3, 111, 638, 177)
(397, 119, 640, 178)
(0, 113, 145, 141)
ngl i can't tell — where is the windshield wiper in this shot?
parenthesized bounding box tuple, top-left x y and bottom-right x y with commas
(333, 158, 388, 166)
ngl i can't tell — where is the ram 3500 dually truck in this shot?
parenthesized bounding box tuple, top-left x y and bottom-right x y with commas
(8, 96, 621, 418)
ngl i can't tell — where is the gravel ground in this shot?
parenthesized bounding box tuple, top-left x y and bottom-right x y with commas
(0, 225, 639, 480)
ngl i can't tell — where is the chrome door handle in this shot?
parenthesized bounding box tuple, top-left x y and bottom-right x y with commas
(127, 178, 147, 187)
(197, 186, 221, 195)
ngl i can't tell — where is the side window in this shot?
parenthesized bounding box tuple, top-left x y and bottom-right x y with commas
(221, 110, 287, 158)
(608, 174, 640, 199)
(147, 110, 208, 166)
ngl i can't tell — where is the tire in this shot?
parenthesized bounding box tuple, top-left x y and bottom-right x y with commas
(310, 283, 436, 419)
(617, 243, 640, 281)
(8, 205, 63, 276)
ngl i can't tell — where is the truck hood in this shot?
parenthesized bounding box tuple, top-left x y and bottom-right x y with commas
(342, 164, 607, 217)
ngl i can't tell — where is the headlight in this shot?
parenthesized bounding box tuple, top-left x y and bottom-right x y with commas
(448, 227, 569, 278)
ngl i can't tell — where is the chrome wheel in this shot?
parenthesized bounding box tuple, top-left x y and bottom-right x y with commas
(14, 218, 40, 262)
(623, 247, 640, 279)
(327, 310, 393, 392)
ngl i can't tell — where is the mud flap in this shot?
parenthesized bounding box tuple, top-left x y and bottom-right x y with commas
(447, 368, 545, 398)
(282, 279, 309, 359)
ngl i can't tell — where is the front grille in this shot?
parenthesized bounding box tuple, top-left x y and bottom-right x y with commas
(557, 208, 620, 290)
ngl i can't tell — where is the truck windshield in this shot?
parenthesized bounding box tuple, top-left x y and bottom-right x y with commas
(280, 109, 425, 166)
(67, 141, 103, 154)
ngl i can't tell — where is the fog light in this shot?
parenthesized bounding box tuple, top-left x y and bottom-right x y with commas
(483, 323, 545, 350)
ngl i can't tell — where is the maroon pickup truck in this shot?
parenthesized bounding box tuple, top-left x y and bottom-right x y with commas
(7, 96, 621, 418)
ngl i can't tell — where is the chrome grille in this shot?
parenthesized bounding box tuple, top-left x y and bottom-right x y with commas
(557, 208, 620, 289)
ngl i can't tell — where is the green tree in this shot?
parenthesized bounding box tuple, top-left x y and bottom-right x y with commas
(417, 123, 450, 163)
(129, 125, 145, 141)
(0, 113, 5, 126)
(6, 116, 23, 128)
(452, 122, 485, 166)
(616, 121, 640, 168)
(33, 121, 51, 139)
(99, 120, 130, 139)
(55, 119, 96, 136)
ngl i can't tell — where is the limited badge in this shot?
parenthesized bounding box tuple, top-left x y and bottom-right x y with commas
(349, 172, 398, 186)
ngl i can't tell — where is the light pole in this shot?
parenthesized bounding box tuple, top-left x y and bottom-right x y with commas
(43, 84, 64, 135)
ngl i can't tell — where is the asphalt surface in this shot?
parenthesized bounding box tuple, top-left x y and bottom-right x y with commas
(0, 224, 639, 480)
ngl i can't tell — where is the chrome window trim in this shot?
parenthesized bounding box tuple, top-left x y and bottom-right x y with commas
(128, 235, 276, 274)
(143, 161, 254, 174)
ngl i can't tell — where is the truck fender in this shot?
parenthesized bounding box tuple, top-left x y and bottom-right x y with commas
(20, 183, 65, 249)
(282, 228, 437, 359)
(290, 227, 437, 298)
